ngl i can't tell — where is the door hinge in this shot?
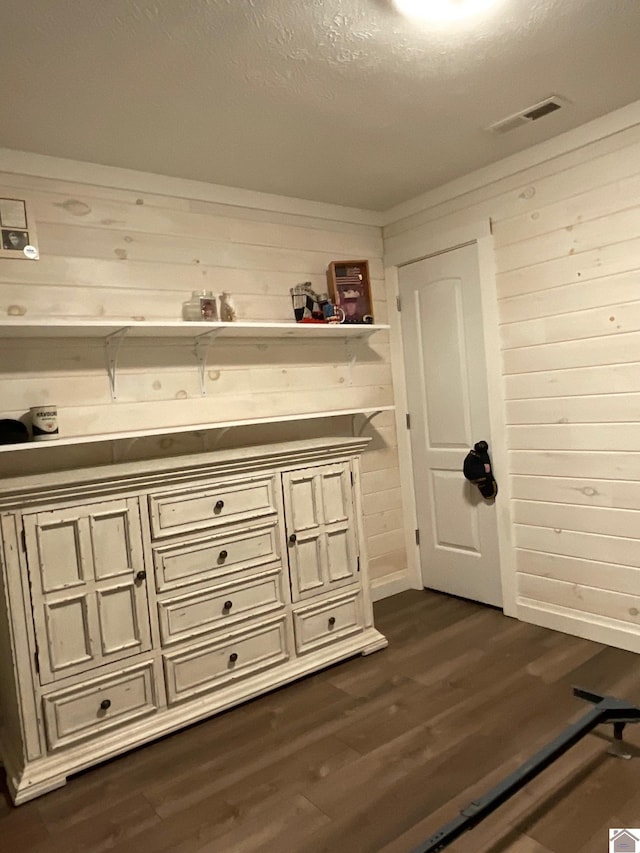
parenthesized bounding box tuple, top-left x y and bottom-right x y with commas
(20, 528, 26, 552)
(34, 648, 40, 675)
(396, 295, 401, 312)
(357, 556, 360, 572)
(415, 528, 420, 546)
(350, 470, 354, 487)
(406, 413, 411, 430)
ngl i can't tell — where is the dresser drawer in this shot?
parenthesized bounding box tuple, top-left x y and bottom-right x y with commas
(293, 591, 364, 655)
(152, 523, 281, 592)
(158, 569, 285, 645)
(42, 662, 157, 751)
(148, 475, 278, 539)
(164, 618, 289, 705)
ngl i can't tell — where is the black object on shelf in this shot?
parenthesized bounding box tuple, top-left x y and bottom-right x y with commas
(0, 419, 28, 445)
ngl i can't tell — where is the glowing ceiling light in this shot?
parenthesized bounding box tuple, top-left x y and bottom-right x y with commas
(393, 0, 503, 23)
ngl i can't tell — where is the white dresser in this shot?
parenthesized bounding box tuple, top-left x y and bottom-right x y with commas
(0, 437, 387, 804)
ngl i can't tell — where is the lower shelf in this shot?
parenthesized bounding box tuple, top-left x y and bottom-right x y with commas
(0, 406, 395, 455)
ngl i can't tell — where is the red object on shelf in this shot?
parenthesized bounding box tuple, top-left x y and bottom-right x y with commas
(326, 260, 373, 324)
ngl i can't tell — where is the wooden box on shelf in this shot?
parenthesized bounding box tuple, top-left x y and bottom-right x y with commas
(326, 260, 373, 325)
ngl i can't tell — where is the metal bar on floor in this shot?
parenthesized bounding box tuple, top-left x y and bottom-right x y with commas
(409, 687, 640, 853)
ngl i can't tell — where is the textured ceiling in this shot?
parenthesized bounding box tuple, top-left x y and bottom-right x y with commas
(2, 0, 640, 210)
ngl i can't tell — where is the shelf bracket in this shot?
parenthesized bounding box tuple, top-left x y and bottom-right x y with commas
(352, 410, 383, 437)
(105, 328, 130, 402)
(194, 330, 222, 396)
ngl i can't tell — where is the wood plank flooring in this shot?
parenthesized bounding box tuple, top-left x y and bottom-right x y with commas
(2, 589, 640, 852)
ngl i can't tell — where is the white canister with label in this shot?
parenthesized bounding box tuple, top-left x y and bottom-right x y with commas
(30, 405, 59, 440)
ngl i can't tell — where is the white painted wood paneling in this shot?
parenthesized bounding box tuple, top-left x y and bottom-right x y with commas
(498, 270, 640, 325)
(504, 362, 640, 400)
(506, 394, 640, 425)
(385, 110, 640, 649)
(516, 545, 638, 584)
(0, 160, 406, 594)
(510, 450, 640, 481)
(511, 474, 640, 510)
(515, 525, 640, 569)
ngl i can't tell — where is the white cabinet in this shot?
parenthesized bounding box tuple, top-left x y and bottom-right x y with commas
(283, 462, 359, 600)
(23, 498, 152, 683)
(0, 437, 387, 804)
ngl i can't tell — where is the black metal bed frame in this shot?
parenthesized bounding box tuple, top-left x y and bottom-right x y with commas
(410, 687, 640, 853)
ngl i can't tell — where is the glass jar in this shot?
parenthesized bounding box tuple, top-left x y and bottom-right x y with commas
(182, 290, 216, 322)
(219, 291, 237, 322)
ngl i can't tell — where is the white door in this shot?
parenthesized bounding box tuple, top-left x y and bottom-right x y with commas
(398, 242, 502, 606)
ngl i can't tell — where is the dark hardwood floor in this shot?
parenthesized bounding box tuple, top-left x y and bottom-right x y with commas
(2, 589, 640, 852)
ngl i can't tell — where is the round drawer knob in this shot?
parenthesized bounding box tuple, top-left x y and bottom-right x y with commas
(223, 600, 233, 611)
(288, 533, 297, 544)
(135, 570, 146, 582)
(214, 500, 225, 513)
(100, 699, 111, 711)
(229, 652, 238, 663)
(219, 550, 228, 561)
(328, 616, 336, 627)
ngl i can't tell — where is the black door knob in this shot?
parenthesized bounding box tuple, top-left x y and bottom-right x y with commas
(229, 652, 238, 663)
(214, 500, 224, 512)
(100, 699, 111, 711)
(288, 533, 297, 544)
(218, 550, 228, 561)
(328, 616, 336, 627)
(223, 600, 233, 611)
(135, 570, 146, 582)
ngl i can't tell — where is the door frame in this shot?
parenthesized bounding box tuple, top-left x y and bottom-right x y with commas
(385, 218, 516, 617)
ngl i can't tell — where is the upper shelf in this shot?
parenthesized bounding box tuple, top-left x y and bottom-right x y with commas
(0, 319, 390, 340)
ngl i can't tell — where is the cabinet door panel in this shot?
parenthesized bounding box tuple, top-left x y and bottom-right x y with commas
(36, 515, 89, 592)
(286, 474, 320, 531)
(24, 497, 151, 684)
(322, 470, 350, 523)
(289, 534, 325, 596)
(97, 584, 145, 655)
(284, 462, 358, 601)
(45, 595, 93, 671)
(90, 509, 136, 581)
(326, 529, 354, 583)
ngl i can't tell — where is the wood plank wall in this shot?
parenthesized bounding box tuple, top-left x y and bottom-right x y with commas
(384, 119, 640, 650)
(0, 165, 407, 597)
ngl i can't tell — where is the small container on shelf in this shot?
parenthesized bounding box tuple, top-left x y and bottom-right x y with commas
(182, 290, 217, 321)
(326, 260, 373, 324)
(219, 292, 237, 322)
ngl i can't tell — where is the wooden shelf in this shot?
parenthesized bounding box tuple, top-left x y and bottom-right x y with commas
(0, 319, 389, 340)
(0, 319, 393, 454)
(0, 318, 389, 401)
(0, 407, 396, 454)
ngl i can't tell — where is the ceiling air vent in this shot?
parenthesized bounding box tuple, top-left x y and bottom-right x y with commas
(487, 96, 565, 135)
